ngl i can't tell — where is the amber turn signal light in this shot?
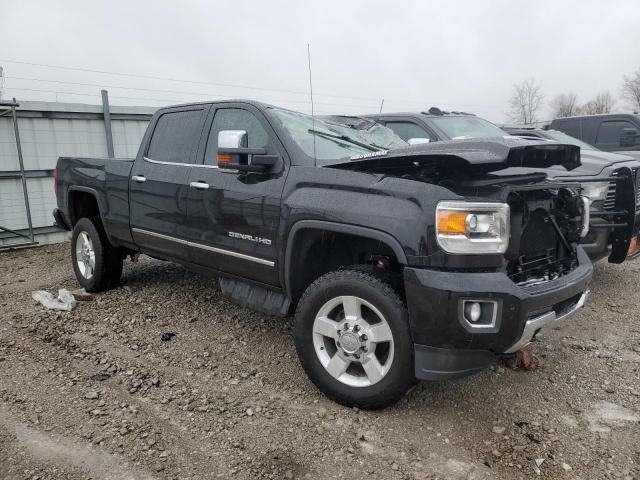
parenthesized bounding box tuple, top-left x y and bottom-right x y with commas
(217, 153, 232, 164)
(436, 210, 469, 234)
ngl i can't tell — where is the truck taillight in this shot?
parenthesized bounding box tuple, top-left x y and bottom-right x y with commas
(54, 167, 58, 195)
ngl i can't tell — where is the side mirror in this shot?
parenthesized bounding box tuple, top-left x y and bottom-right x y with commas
(217, 130, 277, 173)
(408, 137, 430, 145)
(620, 128, 639, 147)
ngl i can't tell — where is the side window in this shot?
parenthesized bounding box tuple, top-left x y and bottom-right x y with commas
(147, 109, 204, 163)
(595, 120, 636, 148)
(204, 108, 270, 165)
(385, 121, 434, 142)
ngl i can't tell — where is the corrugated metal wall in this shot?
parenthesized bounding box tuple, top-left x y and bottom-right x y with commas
(0, 101, 156, 247)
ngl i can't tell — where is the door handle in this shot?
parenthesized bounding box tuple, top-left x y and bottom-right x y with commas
(131, 175, 146, 183)
(189, 181, 210, 190)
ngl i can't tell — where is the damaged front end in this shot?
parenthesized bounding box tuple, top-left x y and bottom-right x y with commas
(327, 138, 590, 286)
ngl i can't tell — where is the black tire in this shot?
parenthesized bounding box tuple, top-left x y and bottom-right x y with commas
(71, 217, 123, 292)
(293, 269, 415, 409)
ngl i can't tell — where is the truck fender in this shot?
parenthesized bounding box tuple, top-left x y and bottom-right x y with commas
(67, 186, 107, 223)
(283, 220, 407, 301)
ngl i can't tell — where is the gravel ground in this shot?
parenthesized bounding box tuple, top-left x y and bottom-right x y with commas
(0, 243, 638, 480)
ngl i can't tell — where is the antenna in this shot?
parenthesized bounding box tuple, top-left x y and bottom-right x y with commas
(379, 98, 384, 114)
(307, 43, 317, 166)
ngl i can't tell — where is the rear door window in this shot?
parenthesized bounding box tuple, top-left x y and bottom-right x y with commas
(147, 109, 205, 163)
(595, 120, 637, 149)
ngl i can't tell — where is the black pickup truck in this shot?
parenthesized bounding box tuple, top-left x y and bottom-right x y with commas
(54, 100, 592, 408)
(364, 110, 640, 263)
(549, 113, 640, 160)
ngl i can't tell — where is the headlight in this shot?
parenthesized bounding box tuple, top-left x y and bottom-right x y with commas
(580, 182, 609, 203)
(436, 201, 510, 254)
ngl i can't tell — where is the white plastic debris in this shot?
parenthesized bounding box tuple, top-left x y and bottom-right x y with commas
(531, 458, 545, 476)
(32, 289, 77, 311)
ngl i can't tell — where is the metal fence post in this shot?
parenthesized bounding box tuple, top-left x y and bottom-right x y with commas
(11, 98, 35, 243)
(101, 89, 115, 158)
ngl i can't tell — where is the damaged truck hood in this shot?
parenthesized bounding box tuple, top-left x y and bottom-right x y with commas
(324, 137, 581, 175)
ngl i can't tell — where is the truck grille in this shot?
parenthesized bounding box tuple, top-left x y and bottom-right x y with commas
(635, 168, 640, 207)
(603, 180, 617, 210)
(603, 169, 640, 211)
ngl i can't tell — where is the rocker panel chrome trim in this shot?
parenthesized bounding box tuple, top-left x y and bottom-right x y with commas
(131, 228, 275, 267)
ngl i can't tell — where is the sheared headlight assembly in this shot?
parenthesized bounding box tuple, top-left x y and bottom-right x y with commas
(436, 201, 510, 254)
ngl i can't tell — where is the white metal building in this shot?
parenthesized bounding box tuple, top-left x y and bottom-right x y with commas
(0, 100, 156, 247)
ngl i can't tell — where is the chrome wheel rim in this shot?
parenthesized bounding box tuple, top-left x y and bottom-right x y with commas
(312, 295, 394, 387)
(75, 231, 96, 279)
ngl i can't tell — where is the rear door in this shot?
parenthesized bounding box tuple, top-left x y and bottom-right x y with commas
(129, 106, 208, 261)
(184, 104, 288, 285)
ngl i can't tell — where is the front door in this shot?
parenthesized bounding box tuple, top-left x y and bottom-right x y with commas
(129, 106, 208, 261)
(184, 105, 287, 285)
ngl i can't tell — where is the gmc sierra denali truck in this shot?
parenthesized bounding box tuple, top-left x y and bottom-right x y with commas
(360, 109, 640, 263)
(54, 100, 593, 409)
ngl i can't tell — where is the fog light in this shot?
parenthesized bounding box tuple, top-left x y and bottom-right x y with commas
(465, 302, 482, 323)
(460, 299, 499, 330)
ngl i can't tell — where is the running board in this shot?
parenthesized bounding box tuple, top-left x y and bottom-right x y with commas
(218, 277, 291, 317)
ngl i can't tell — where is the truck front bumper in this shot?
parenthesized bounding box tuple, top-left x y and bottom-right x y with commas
(404, 247, 593, 381)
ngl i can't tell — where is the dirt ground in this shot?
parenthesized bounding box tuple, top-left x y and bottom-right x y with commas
(0, 243, 638, 480)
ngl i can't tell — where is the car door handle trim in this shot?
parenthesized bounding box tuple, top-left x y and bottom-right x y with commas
(131, 175, 147, 183)
(131, 228, 275, 267)
(189, 181, 210, 190)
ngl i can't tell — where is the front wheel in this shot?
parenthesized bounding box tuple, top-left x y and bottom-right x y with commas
(71, 217, 123, 292)
(293, 269, 415, 409)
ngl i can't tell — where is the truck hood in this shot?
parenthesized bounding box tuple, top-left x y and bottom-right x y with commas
(497, 148, 637, 178)
(325, 137, 581, 174)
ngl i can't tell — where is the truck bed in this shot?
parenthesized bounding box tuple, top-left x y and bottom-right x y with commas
(55, 156, 135, 247)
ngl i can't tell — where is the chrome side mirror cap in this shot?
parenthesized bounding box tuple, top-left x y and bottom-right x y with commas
(218, 130, 248, 149)
(408, 137, 430, 145)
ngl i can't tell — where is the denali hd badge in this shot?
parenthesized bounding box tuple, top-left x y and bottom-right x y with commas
(349, 150, 388, 160)
(228, 232, 272, 245)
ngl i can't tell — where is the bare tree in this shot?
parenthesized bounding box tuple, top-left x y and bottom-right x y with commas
(550, 93, 579, 118)
(581, 91, 615, 115)
(509, 78, 544, 124)
(622, 68, 640, 112)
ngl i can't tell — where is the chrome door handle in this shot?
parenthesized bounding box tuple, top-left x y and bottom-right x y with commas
(189, 181, 210, 190)
(131, 175, 146, 183)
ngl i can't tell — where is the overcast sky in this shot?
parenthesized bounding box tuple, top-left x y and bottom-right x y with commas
(1, 0, 639, 122)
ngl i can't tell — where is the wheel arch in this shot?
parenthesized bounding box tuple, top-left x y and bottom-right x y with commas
(284, 220, 407, 304)
(67, 186, 105, 226)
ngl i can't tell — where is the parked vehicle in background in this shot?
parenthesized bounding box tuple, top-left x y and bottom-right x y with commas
(366, 107, 507, 143)
(54, 100, 592, 409)
(549, 114, 640, 160)
(362, 109, 640, 263)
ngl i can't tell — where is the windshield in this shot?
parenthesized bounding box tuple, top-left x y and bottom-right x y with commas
(544, 130, 598, 151)
(268, 107, 407, 163)
(430, 116, 506, 140)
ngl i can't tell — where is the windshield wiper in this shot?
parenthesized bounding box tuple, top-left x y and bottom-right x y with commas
(308, 129, 382, 152)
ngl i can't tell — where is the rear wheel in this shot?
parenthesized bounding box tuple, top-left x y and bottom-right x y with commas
(71, 217, 123, 292)
(294, 269, 415, 409)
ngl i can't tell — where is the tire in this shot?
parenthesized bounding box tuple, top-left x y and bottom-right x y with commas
(71, 217, 123, 292)
(293, 269, 415, 409)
